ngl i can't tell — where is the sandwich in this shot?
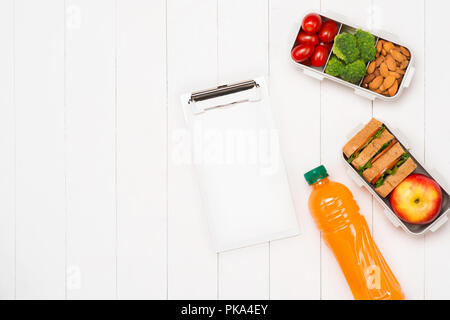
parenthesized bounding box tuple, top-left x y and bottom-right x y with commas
(375, 157, 416, 198)
(343, 118, 417, 198)
(343, 118, 383, 160)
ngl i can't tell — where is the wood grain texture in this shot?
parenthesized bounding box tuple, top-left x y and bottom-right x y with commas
(116, 0, 167, 299)
(65, 0, 117, 299)
(0, 0, 15, 299)
(424, 0, 450, 300)
(15, 0, 66, 299)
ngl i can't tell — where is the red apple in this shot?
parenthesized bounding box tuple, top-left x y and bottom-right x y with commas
(390, 174, 442, 224)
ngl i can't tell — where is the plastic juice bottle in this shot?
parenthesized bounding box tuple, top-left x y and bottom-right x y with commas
(304, 165, 404, 300)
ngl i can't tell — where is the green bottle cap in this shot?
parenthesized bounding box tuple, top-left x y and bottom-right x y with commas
(304, 165, 329, 185)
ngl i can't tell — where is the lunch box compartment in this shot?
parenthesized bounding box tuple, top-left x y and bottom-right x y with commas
(343, 122, 450, 235)
(323, 23, 382, 88)
(292, 17, 343, 73)
(291, 12, 415, 101)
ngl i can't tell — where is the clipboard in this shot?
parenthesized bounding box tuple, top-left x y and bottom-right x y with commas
(180, 77, 299, 252)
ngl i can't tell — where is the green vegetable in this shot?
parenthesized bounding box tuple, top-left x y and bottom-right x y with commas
(332, 33, 360, 64)
(326, 30, 377, 84)
(374, 152, 410, 188)
(358, 162, 372, 174)
(340, 59, 367, 84)
(358, 139, 393, 173)
(325, 55, 345, 77)
(347, 127, 385, 164)
(354, 29, 376, 63)
(347, 154, 357, 164)
(374, 140, 393, 157)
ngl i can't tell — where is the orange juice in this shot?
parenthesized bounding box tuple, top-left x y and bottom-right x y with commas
(304, 165, 404, 300)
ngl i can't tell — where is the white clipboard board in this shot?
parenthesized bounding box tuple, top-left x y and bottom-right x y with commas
(181, 77, 299, 252)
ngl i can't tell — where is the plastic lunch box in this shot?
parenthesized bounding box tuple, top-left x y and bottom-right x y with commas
(290, 11, 416, 101)
(343, 120, 450, 235)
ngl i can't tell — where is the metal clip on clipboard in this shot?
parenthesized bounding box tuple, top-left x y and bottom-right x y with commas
(188, 80, 262, 114)
(181, 77, 299, 252)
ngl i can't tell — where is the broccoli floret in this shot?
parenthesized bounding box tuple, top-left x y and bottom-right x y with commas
(332, 33, 359, 64)
(340, 59, 366, 84)
(355, 29, 376, 63)
(325, 55, 345, 77)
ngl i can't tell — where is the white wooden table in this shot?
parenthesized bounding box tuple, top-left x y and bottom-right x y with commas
(0, 0, 449, 300)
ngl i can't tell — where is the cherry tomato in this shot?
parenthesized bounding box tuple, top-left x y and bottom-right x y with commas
(320, 41, 333, 51)
(302, 58, 312, 67)
(302, 13, 322, 34)
(291, 44, 315, 63)
(296, 32, 319, 46)
(318, 20, 339, 43)
(310, 45, 329, 67)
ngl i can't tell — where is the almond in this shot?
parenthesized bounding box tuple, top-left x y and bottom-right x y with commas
(386, 55, 397, 71)
(399, 46, 410, 58)
(383, 75, 396, 89)
(369, 76, 384, 90)
(396, 69, 405, 75)
(363, 73, 376, 84)
(376, 87, 388, 95)
(374, 69, 381, 77)
(388, 80, 399, 97)
(389, 71, 402, 79)
(380, 63, 389, 77)
(390, 49, 405, 62)
(376, 40, 384, 53)
(383, 41, 394, 52)
(399, 59, 409, 70)
(382, 49, 387, 56)
(367, 61, 376, 74)
(375, 55, 384, 67)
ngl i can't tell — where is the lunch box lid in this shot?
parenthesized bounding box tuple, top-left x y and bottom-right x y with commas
(342, 120, 450, 235)
(290, 10, 415, 101)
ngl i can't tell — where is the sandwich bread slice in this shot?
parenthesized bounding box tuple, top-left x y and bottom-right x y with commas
(375, 158, 417, 198)
(352, 130, 395, 170)
(363, 142, 405, 183)
(343, 118, 383, 159)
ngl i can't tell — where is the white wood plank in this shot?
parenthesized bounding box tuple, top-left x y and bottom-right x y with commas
(65, 0, 117, 299)
(320, 0, 374, 300)
(116, 0, 167, 299)
(218, 0, 268, 83)
(268, 0, 321, 300)
(167, 0, 218, 299)
(424, 0, 450, 300)
(218, 244, 268, 299)
(372, 0, 425, 300)
(14, 0, 66, 299)
(0, 0, 15, 299)
(216, 0, 269, 300)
